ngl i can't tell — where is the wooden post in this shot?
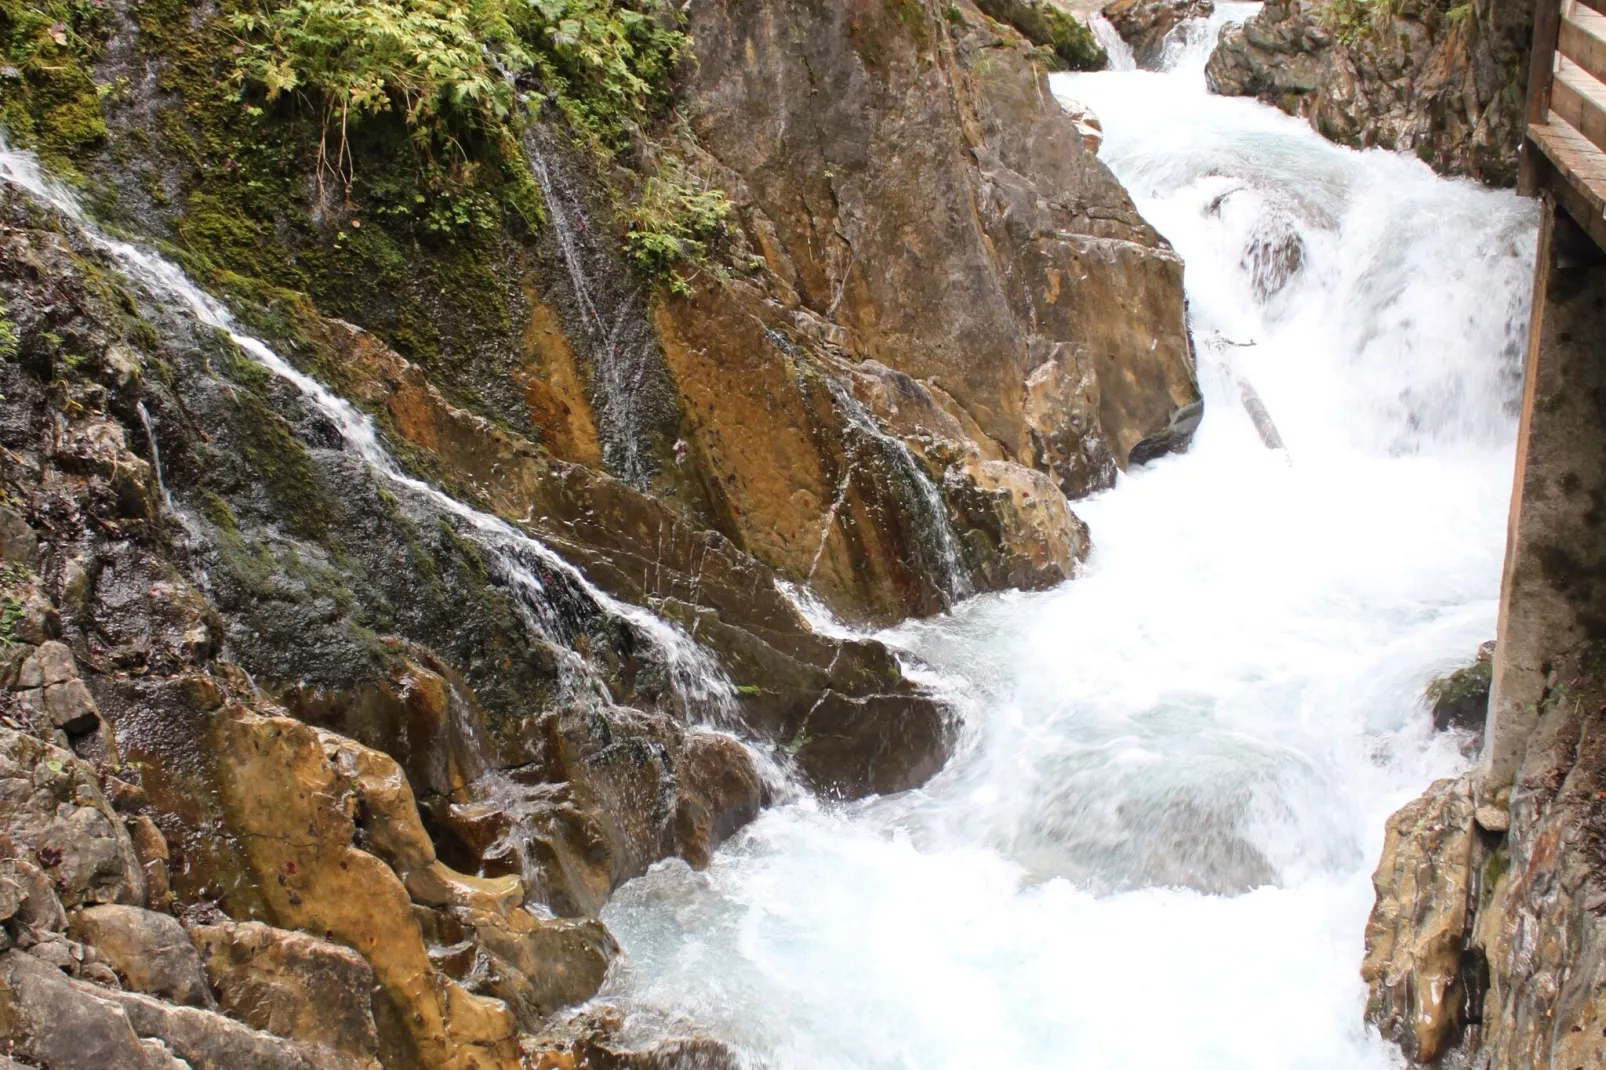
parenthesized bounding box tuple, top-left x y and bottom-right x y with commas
(1520, 0, 1564, 196)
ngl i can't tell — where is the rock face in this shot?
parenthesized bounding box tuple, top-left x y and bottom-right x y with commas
(1205, 0, 1534, 186)
(670, 0, 1200, 623)
(1104, 0, 1217, 68)
(1362, 646, 1606, 1067)
(0, 0, 1205, 1063)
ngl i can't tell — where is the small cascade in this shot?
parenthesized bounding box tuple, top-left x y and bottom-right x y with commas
(825, 379, 972, 609)
(520, 130, 669, 491)
(0, 141, 735, 729)
(135, 401, 171, 509)
(1091, 16, 1137, 70)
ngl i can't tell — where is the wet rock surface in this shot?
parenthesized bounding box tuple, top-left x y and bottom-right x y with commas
(1363, 647, 1606, 1067)
(1205, 0, 1533, 186)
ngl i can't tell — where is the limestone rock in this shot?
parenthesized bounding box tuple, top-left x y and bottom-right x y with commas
(108, 984, 375, 1070)
(68, 904, 213, 1008)
(462, 908, 617, 1027)
(1425, 648, 1493, 736)
(677, 0, 1200, 612)
(0, 507, 36, 567)
(2, 858, 66, 937)
(1362, 776, 1476, 1063)
(405, 861, 524, 915)
(1103, 0, 1216, 67)
(211, 711, 520, 1069)
(317, 727, 439, 874)
(127, 815, 172, 910)
(794, 692, 955, 798)
(947, 456, 1090, 592)
(673, 731, 763, 870)
(1054, 97, 1104, 154)
(190, 920, 382, 1064)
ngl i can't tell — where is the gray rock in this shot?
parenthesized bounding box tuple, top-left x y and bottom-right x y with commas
(44, 677, 102, 734)
(0, 949, 185, 1069)
(70, 904, 214, 1008)
(189, 920, 381, 1062)
(0, 728, 144, 909)
(108, 985, 375, 1070)
(0, 507, 36, 567)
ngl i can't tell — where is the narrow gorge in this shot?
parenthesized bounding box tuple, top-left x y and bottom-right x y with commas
(0, 0, 1588, 1066)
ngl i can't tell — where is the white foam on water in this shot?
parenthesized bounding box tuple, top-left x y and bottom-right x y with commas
(599, 11, 1538, 1069)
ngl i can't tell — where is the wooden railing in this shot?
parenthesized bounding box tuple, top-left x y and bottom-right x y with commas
(1522, 0, 1606, 247)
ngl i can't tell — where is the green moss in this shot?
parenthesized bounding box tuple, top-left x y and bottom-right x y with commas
(0, 0, 110, 173)
(1425, 657, 1493, 707)
(199, 491, 239, 533)
(1041, 6, 1106, 71)
(1482, 842, 1508, 902)
(219, 375, 341, 542)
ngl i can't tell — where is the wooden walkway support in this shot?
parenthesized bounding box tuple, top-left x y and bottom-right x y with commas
(1484, 0, 1606, 792)
(1520, 0, 1606, 247)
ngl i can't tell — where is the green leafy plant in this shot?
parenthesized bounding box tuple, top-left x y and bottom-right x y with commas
(0, 300, 18, 362)
(624, 162, 732, 294)
(228, 0, 527, 196)
(523, 0, 690, 146)
(1320, 0, 1394, 46)
(1444, 2, 1473, 26)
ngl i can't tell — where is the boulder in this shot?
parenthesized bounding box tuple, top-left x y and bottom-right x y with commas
(1425, 644, 1494, 736)
(0, 949, 187, 1070)
(794, 692, 955, 798)
(68, 904, 213, 1008)
(673, 731, 764, 869)
(946, 456, 1091, 592)
(189, 920, 382, 1064)
(974, 0, 1109, 69)
(462, 908, 617, 1026)
(1361, 776, 1476, 1063)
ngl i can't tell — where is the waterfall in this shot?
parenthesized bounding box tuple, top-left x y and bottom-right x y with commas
(135, 401, 170, 509)
(825, 378, 972, 609)
(0, 142, 736, 728)
(597, 11, 1538, 1068)
(521, 131, 666, 491)
(1090, 16, 1137, 71)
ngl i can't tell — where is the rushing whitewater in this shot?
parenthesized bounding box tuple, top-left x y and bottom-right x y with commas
(598, 10, 1538, 1070)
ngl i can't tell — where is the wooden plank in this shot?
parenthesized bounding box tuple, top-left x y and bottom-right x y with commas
(1530, 118, 1606, 213)
(1528, 117, 1606, 248)
(1523, 0, 1566, 193)
(1561, 5, 1606, 84)
(1579, 0, 1606, 20)
(1551, 57, 1606, 153)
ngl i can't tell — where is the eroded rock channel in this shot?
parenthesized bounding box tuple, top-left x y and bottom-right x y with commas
(0, 0, 1581, 1066)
